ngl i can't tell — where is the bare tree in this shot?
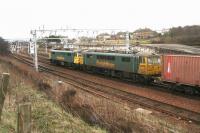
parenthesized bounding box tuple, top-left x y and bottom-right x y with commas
(0, 37, 9, 55)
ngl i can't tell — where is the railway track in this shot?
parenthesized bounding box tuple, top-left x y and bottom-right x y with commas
(12, 53, 200, 125)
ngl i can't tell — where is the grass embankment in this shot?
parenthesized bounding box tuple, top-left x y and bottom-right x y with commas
(0, 62, 106, 133)
(1, 55, 200, 133)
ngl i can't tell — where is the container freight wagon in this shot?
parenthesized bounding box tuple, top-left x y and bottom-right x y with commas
(161, 55, 200, 93)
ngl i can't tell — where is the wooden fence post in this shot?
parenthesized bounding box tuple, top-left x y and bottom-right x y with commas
(17, 103, 31, 133)
(0, 73, 10, 120)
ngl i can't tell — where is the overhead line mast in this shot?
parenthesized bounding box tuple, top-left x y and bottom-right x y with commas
(30, 30, 38, 72)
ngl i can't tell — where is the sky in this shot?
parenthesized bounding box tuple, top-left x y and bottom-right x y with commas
(0, 0, 200, 39)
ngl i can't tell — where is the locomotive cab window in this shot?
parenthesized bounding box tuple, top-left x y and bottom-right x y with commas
(76, 53, 82, 57)
(87, 54, 92, 58)
(67, 53, 71, 56)
(153, 57, 160, 64)
(140, 57, 146, 64)
(147, 57, 160, 64)
(147, 58, 153, 64)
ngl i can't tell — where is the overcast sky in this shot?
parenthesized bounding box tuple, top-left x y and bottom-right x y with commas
(0, 0, 199, 39)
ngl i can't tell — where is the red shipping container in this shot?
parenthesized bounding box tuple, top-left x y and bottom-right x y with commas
(162, 55, 200, 87)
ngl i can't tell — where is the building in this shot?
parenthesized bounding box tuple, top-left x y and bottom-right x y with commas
(132, 28, 158, 40)
(96, 33, 111, 41)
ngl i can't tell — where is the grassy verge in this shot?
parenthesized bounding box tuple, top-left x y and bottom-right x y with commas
(0, 62, 106, 133)
(1, 55, 200, 133)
